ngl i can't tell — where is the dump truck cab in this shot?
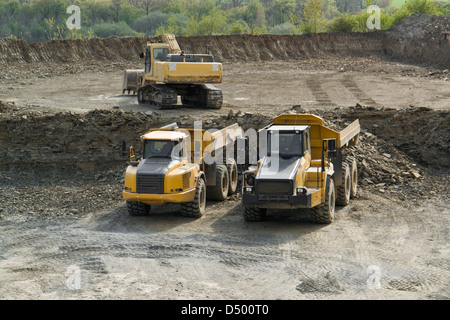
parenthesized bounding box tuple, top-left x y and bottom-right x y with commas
(242, 124, 327, 210)
(242, 114, 359, 224)
(123, 129, 202, 207)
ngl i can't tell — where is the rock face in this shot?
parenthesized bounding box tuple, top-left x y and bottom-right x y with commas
(383, 14, 450, 69)
(1, 101, 448, 186)
(0, 102, 165, 178)
(0, 33, 385, 65)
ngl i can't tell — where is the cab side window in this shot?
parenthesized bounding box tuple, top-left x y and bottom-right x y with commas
(304, 131, 311, 155)
(145, 47, 151, 74)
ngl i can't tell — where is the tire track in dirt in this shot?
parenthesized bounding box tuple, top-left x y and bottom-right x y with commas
(340, 75, 378, 106)
(305, 77, 336, 107)
(339, 201, 450, 298)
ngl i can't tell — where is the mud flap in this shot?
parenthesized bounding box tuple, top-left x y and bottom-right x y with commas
(205, 163, 216, 186)
(331, 149, 343, 187)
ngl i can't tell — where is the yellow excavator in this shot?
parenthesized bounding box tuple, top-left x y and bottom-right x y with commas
(122, 34, 223, 109)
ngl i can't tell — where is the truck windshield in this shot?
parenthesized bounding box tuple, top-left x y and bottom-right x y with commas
(268, 132, 303, 159)
(143, 140, 180, 160)
(153, 48, 168, 60)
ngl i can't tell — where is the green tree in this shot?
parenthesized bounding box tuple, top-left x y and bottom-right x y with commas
(268, 0, 296, 26)
(112, 0, 122, 23)
(335, 0, 361, 12)
(186, 0, 217, 19)
(155, 13, 189, 35)
(245, 0, 266, 28)
(84, 0, 115, 25)
(128, 0, 156, 15)
(182, 16, 200, 36)
(132, 10, 169, 35)
(118, 1, 145, 25)
(198, 7, 227, 35)
(227, 19, 250, 34)
(302, 0, 326, 33)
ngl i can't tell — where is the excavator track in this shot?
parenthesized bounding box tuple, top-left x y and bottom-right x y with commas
(138, 84, 223, 110)
(203, 84, 223, 109)
(137, 84, 178, 109)
(180, 84, 223, 109)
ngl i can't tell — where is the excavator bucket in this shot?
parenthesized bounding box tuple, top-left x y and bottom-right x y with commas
(122, 69, 144, 95)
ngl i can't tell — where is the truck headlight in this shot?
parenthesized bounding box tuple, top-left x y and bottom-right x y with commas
(244, 186, 253, 194)
(297, 187, 307, 195)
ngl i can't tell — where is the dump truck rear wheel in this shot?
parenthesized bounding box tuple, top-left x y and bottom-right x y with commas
(336, 162, 351, 206)
(227, 159, 238, 195)
(311, 177, 335, 224)
(243, 207, 267, 222)
(349, 158, 358, 198)
(181, 178, 206, 218)
(127, 201, 150, 216)
(207, 165, 229, 201)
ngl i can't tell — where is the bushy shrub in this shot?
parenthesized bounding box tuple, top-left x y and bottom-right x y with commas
(269, 22, 295, 34)
(93, 21, 135, 38)
(353, 10, 394, 31)
(404, 0, 440, 14)
(227, 20, 250, 34)
(132, 11, 169, 35)
(328, 14, 358, 32)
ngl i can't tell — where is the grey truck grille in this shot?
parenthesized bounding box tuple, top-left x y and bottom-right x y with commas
(136, 174, 164, 194)
(256, 180, 292, 195)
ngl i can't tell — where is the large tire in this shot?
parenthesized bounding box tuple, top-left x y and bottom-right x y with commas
(206, 164, 229, 201)
(243, 206, 267, 222)
(336, 162, 351, 206)
(349, 157, 358, 199)
(311, 177, 336, 224)
(227, 159, 238, 196)
(181, 178, 206, 218)
(127, 201, 150, 216)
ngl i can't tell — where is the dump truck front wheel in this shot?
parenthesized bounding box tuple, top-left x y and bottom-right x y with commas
(181, 178, 206, 218)
(311, 177, 335, 224)
(243, 206, 267, 222)
(127, 201, 151, 216)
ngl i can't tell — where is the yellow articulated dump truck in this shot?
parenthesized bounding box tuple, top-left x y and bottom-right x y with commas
(123, 34, 223, 109)
(122, 122, 243, 217)
(241, 114, 360, 224)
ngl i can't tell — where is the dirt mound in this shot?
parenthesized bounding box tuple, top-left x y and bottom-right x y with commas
(383, 14, 450, 69)
(0, 33, 384, 66)
(0, 37, 147, 64)
(178, 33, 384, 62)
(0, 101, 165, 178)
